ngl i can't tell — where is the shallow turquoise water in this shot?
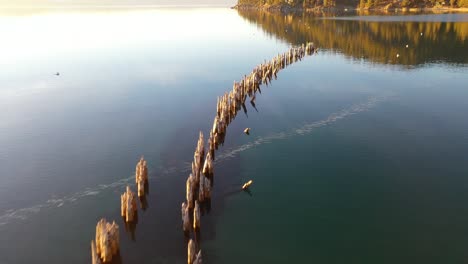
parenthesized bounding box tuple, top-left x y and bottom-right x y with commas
(0, 7, 467, 264)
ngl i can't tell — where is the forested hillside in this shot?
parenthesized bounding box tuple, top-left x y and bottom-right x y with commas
(236, 0, 468, 9)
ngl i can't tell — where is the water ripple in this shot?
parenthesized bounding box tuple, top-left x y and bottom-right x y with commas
(0, 94, 391, 228)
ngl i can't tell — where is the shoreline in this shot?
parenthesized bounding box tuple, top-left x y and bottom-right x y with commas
(232, 4, 468, 13)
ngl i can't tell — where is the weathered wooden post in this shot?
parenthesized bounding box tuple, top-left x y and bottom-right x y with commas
(93, 218, 119, 263)
(135, 156, 148, 197)
(186, 173, 195, 209)
(181, 202, 190, 233)
(188, 239, 196, 264)
(193, 200, 201, 230)
(120, 186, 137, 222)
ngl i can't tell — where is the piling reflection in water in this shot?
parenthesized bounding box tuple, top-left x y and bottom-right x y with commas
(123, 212, 138, 241)
(139, 195, 149, 211)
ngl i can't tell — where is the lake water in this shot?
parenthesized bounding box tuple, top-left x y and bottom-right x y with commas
(0, 7, 467, 264)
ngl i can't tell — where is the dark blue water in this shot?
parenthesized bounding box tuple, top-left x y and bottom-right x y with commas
(0, 7, 467, 264)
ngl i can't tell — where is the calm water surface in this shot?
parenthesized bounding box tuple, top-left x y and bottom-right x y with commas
(0, 7, 467, 264)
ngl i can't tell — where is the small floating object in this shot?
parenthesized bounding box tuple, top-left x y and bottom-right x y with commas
(242, 180, 253, 190)
(405, 44, 409, 48)
(244, 128, 250, 135)
(55, 72, 60, 76)
(396, 54, 400, 58)
(420, 32, 423, 36)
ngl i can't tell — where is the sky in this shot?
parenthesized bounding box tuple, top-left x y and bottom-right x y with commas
(0, 0, 237, 7)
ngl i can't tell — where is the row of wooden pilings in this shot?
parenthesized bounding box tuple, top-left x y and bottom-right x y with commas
(91, 157, 149, 264)
(182, 42, 317, 264)
(89, 42, 316, 264)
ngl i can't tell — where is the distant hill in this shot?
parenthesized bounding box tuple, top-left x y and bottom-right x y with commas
(236, 8, 468, 67)
(235, 0, 468, 10)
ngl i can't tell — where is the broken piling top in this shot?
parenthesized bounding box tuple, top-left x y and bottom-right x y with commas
(202, 152, 213, 176)
(194, 131, 205, 165)
(135, 156, 148, 183)
(94, 218, 120, 263)
(198, 131, 205, 152)
(191, 161, 200, 184)
(135, 156, 148, 197)
(212, 116, 219, 135)
(121, 186, 137, 222)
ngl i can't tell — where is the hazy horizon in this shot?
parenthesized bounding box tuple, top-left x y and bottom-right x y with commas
(0, 0, 236, 7)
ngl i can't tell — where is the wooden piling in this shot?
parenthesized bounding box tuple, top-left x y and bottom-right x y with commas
(177, 42, 316, 261)
(93, 218, 119, 263)
(193, 200, 201, 230)
(181, 202, 191, 233)
(120, 186, 137, 222)
(186, 174, 195, 209)
(188, 239, 196, 264)
(135, 157, 148, 197)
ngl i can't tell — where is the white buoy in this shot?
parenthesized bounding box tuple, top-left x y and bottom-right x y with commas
(396, 54, 400, 58)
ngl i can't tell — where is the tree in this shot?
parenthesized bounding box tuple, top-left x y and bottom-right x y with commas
(360, 0, 366, 8)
